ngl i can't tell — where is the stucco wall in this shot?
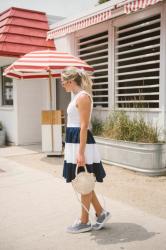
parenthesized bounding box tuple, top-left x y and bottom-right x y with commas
(14, 78, 51, 145)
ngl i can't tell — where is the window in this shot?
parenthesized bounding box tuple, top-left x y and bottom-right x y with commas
(78, 31, 109, 108)
(115, 14, 160, 109)
(1, 67, 13, 106)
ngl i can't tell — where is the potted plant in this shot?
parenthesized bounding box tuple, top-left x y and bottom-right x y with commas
(92, 111, 166, 176)
(0, 122, 6, 146)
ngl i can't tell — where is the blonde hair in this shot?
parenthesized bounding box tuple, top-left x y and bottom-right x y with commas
(61, 67, 93, 95)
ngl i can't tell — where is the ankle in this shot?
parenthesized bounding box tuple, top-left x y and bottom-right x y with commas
(96, 209, 104, 217)
(80, 218, 89, 224)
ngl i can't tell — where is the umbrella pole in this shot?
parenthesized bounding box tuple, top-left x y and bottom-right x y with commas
(49, 71, 53, 110)
(48, 71, 54, 152)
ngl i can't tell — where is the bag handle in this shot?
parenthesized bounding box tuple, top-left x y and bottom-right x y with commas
(75, 164, 87, 176)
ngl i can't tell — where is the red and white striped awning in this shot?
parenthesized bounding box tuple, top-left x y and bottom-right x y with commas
(4, 49, 93, 79)
(47, 0, 163, 39)
(124, 0, 163, 14)
(47, 8, 112, 40)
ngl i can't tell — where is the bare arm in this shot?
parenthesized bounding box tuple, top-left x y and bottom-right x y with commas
(76, 94, 91, 166)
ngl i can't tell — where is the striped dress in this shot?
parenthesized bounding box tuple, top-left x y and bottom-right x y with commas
(63, 90, 106, 183)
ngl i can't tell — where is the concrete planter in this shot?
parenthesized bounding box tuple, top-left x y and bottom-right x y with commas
(0, 129, 6, 146)
(95, 136, 166, 176)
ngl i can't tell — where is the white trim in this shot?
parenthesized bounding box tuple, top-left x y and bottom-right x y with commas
(109, 20, 115, 110)
(0, 107, 14, 111)
(159, 1, 166, 113)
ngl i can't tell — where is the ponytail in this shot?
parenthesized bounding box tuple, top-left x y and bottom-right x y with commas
(78, 69, 93, 96)
(61, 66, 93, 96)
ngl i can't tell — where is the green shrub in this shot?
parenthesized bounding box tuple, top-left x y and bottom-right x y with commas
(92, 111, 160, 143)
(91, 117, 104, 136)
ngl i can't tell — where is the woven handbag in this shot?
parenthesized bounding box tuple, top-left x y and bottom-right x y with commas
(72, 165, 96, 195)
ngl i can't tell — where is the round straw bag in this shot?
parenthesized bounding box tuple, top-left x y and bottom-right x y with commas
(72, 165, 96, 195)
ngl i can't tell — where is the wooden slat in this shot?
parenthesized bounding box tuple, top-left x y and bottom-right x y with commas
(93, 88, 108, 92)
(116, 76, 159, 82)
(79, 49, 108, 58)
(91, 62, 108, 67)
(78, 35, 108, 46)
(94, 69, 108, 73)
(93, 82, 108, 86)
(117, 27, 160, 42)
(116, 60, 160, 69)
(116, 92, 159, 97)
(117, 19, 160, 34)
(92, 75, 108, 79)
(116, 68, 159, 76)
(116, 35, 160, 49)
(117, 100, 159, 103)
(116, 44, 160, 56)
(93, 101, 108, 104)
(117, 84, 159, 90)
(93, 95, 108, 98)
(117, 52, 160, 62)
(79, 42, 108, 52)
(84, 55, 108, 63)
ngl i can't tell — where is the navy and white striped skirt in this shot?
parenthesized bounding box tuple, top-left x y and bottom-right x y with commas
(63, 127, 106, 183)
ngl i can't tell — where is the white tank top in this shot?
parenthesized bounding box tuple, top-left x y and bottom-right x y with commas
(67, 90, 93, 128)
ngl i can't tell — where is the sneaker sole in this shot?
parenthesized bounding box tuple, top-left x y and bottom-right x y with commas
(93, 213, 111, 231)
(66, 227, 92, 234)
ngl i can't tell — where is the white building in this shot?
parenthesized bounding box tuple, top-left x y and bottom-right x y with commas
(0, 7, 65, 145)
(1, 0, 166, 146)
(48, 0, 166, 138)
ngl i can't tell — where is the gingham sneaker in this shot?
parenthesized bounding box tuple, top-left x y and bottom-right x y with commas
(66, 219, 92, 234)
(93, 210, 111, 230)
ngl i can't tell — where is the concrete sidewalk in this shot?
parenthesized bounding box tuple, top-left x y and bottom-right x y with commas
(0, 149, 166, 250)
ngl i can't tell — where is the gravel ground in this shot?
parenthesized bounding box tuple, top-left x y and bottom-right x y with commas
(5, 147, 166, 220)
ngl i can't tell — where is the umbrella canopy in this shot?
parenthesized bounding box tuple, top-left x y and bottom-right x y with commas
(4, 49, 93, 79)
(3, 49, 93, 154)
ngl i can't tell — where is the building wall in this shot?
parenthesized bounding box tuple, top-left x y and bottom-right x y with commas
(0, 57, 17, 143)
(0, 108, 16, 143)
(14, 78, 50, 145)
(53, 2, 166, 139)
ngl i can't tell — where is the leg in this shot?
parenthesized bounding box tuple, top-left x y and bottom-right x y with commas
(92, 190, 111, 230)
(80, 192, 92, 224)
(91, 190, 103, 216)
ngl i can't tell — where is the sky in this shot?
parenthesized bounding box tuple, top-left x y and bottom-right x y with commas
(0, 0, 99, 17)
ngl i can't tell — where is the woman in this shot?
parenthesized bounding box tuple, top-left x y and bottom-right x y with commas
(61, 67, 110, 234)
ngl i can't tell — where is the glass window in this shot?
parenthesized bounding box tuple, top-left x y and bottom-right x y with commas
(115, 14, 160, 109)
(77, 31, 109, 108)
(1, 67, 13, 106)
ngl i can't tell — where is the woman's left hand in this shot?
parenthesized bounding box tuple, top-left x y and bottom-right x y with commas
(76, 152, 85, 167)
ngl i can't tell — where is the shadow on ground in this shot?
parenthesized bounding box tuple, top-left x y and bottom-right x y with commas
(90, 222, 157, 245)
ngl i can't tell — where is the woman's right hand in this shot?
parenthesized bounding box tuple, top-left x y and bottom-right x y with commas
(76, 152, 85, 167)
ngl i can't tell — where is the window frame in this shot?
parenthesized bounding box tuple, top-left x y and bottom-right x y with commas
(0, 66, 14, 107)
(112, 3, 163, 112)
(75, 21, 111, 111)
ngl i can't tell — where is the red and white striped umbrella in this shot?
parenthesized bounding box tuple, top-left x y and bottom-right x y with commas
(4, 49, 93, 153)
(4, 49, 93, 110)
(4, 49, 93, 79)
